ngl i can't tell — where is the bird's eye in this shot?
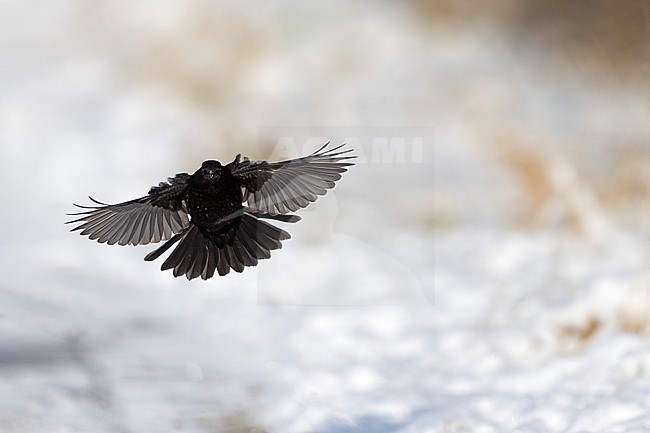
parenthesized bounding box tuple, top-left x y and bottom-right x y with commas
(202, 167, 219, 179)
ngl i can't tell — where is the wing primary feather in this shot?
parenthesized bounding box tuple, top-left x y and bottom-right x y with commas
(137, 212, 153, 245)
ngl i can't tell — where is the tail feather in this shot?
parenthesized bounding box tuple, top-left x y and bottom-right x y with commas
(238, 217, 273, 259)
(203, 243, 217, 280)
(254, 213, 301, 223)
(225, 244, 245, 273)
(167, 227, 201, 277)
(143, 231, 184, 261)
(144, 213, 290, 280)
(233, 239, 256, 267)
(187, 237, 208, 279)
(216, 247, 230, 276)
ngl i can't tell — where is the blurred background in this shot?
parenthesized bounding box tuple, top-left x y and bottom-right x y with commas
(0, 1, 648, 432)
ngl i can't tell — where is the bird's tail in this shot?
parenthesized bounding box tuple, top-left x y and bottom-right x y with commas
(144, 212, 296, 280)
(250, 212, 301, 223)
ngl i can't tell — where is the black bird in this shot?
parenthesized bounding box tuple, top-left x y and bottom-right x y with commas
(68, 143, 355, 280)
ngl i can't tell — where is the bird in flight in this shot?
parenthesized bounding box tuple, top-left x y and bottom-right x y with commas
(68, 143, 355, 280)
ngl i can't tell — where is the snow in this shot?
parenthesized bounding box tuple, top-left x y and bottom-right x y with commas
(1, 1, 648, 432)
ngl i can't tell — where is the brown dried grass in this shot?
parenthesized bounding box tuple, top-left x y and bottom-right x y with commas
(132, 4, 267, 111)
(409, 0, 649, 83)
(556, 315, 602, 354)
(196, 410, 269, 433)
(488, 128, 607, 234)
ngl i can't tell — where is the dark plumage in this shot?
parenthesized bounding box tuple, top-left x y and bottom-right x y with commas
(68, 143, 355, 280)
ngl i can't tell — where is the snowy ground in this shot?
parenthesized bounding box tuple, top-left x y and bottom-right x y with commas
(1, 1, 648, 432)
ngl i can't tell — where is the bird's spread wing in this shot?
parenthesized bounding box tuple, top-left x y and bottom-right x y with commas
(67, 173, 191, 246)
(227, 143, 356, 215)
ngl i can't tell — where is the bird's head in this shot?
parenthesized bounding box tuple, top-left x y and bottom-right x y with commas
(196, 160, 222, 182)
